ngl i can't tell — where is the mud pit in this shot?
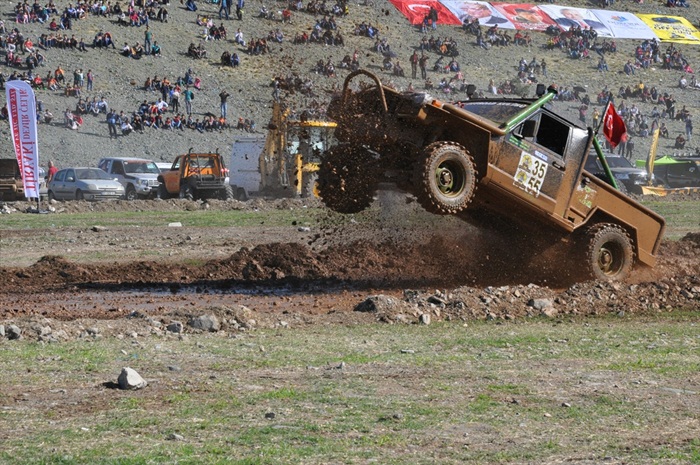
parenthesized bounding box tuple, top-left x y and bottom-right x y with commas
(1, 196, 699, 338)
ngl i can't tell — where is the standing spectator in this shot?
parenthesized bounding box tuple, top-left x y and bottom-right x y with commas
(86, 69, 93, 91)
(219, 89, 230, 118)
(236, 0, 244, 20)
(107, 110, 118, 138)
(419, 54, 428, 79)
(47, 160, 58, 182)
(686, 115, 693, 141)
(144, 27, 152, 55)
(183, 86, 194, 115)
(271, 79, 280, 102)
(625, 135, 634, 160)
(616, 133, 627, 156)
(540, 58, 547, 78)
(428, 6, 438, 30)
(592, 107, 600, 129)
(170, 86, 180, 113)
(666, 94, 676, 120)
(410, 51, 418, 79)
(219, 0, 229, 20)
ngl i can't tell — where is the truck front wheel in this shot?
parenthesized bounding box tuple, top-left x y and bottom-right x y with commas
(583, 224, 635, 281)
(415, 141, 477, 215)
(157, 183, 169, 199)
(125, 185, 137, 201)
(318, 146, 376, 214)
(179, 185, 195, 201)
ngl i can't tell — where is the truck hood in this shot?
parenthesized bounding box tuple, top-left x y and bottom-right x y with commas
(124, 173, 159, 181)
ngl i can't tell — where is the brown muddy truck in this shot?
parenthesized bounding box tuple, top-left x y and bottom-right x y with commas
(0, 158, 25, 201)
(318, 70, 665, 281)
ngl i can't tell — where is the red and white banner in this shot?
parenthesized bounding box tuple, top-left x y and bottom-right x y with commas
(388, 0, 461, 25)
(6, 80, 40, 199)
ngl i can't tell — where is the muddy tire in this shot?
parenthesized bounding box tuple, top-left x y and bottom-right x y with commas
(157, 183, 169, 200)
(75, 189, 84, 201)
(221, 184, 234, 200)
(414, 141, 477, 215)
(318, 146, 376, 214)
(125, 185, 137, 201)
(582, 223, 635, 281)
(179, 185, 194, 201)
(234, 187, 248, 201)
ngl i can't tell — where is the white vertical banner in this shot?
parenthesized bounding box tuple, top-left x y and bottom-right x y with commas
(6, 80, 41, 199)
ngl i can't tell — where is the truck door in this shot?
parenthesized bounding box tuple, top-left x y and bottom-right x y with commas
(164, 156, 182, 194)
(492, 111, 571, 216)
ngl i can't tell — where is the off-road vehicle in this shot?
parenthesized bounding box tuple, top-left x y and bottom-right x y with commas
(318, 70, 665, 281)
(98, 157, 161, 200)
(0, 158, 25, 201)
(157, 149, 233, 200)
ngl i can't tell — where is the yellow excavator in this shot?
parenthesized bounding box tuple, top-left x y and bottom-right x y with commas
(229, 102, 337, 200)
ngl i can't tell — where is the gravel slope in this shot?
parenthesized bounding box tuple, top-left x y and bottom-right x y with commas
(2, 0, 700, 169)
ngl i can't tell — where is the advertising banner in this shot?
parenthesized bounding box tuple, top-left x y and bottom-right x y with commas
(5, 80, 41, 200)
(637, 14, 700, 44)
(592, 10, 656, 39)
(538, 5, 613, 37)
(491, 3, 557, 31)
(441, 0, 514, 27)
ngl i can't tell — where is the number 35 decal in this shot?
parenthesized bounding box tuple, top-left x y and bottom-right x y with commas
(514, 151, 548, 197)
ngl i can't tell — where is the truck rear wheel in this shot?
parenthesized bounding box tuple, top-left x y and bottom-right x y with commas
(221, 184, 234, 200)
(583, 223, 634, 281)
(318, 146, 376, 214)
(415, 141, 477, 215)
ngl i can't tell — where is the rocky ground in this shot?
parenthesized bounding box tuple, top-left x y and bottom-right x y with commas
(1, 1, 700, 341)
(0, 196, 698, 342)
(2, 0, 700, 169)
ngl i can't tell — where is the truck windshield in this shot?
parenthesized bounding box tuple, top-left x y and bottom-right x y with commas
(452, 101, 528, 125)
(124, 161, 160, 174)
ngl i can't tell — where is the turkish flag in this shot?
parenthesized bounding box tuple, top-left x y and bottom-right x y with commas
(388, 0, 461, 25)
(603, 103, 626, 149)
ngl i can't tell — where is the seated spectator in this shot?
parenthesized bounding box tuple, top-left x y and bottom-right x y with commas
(121, 118, 133, 135)
(674, 133, 686, 149)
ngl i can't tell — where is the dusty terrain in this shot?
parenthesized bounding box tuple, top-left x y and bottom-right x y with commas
(0, 196, 698, 341)
(1, 0, 700, 170)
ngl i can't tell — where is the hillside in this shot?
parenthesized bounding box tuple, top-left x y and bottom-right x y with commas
(2, 0, 700, 169)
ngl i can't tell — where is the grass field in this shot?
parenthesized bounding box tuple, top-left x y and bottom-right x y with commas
(1, 314, 699, 464)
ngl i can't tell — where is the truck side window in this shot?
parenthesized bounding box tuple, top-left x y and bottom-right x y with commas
(535, 113, 570, 157)
(513, 117, 539, 143)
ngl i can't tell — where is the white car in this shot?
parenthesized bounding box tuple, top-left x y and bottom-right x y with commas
(98, 157, 161, 200)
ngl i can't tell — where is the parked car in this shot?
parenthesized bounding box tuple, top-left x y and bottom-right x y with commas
(584, 153, 649, 195)
(636, 155, 700, 189)
(155, 162, 172, 173)
(97, 157, 161, 200)
(47, 167, 125, 201)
